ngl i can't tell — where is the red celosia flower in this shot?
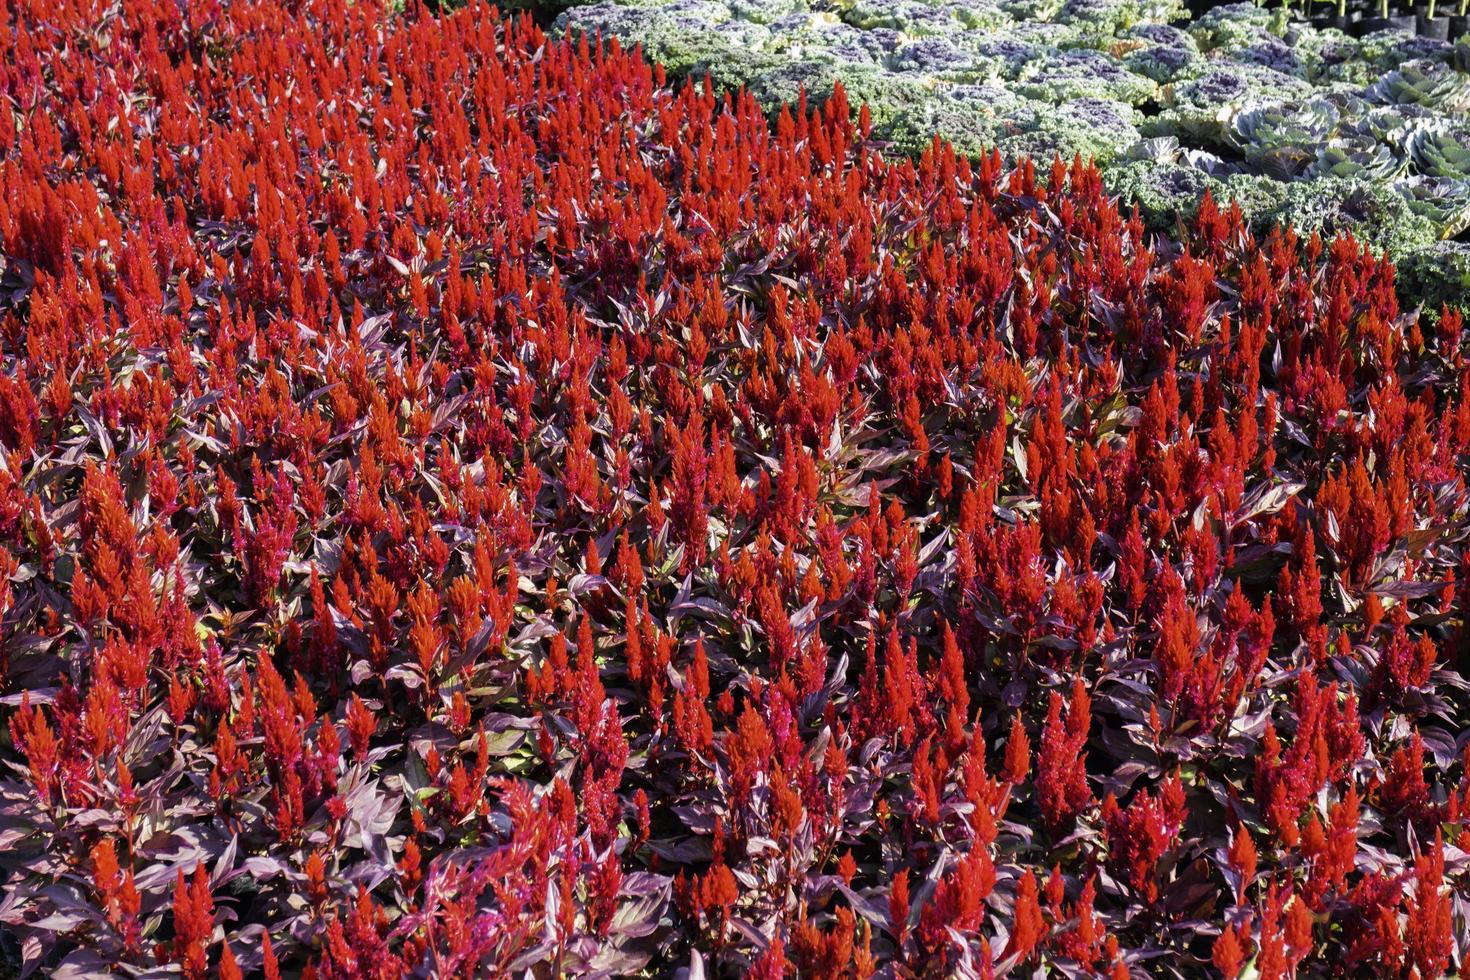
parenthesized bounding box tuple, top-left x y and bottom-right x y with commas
(1101, 773, 1186, 903)
(1036, 679, 1092, 836)
(1003, 870, 1047, 963)
(172, 865, 215, 980)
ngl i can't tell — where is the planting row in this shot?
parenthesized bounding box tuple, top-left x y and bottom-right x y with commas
(557, 0, 1470, 309)
(1, 0, 1469, 976)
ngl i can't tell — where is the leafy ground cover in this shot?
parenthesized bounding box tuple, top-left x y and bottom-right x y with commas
(1, 0, 1469, 976)
(557, 0, 1470, 309)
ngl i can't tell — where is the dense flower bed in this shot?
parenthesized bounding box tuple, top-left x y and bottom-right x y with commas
(557, 0, 1470, 308)
(2, 0, 1469, 976)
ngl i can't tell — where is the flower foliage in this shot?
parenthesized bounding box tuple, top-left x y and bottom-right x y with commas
(0, 0, 1468, 976)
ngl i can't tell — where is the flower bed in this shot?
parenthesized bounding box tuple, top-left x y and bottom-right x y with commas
(558, 0, 1470, 306)
(2, 0, 1469, 976)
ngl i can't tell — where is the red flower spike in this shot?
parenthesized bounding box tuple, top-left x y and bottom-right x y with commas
(1036, 679, 1093, 836)
(1002, 715, 1031, 786)
(1002, 870, 1046, 963)
(172, 865, 214, 980)
(1212, 926, 1246, 980)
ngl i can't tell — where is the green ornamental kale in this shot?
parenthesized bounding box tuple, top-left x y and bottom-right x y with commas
(1311, 133, 1406, 182)
(1228, 97, 1342, 179)
(1406, 121, 1470, 180)
(1102, 159, 1228, 230)
(876, 88, 1019, 156)
(1150, 64, 1314, 144)
(1392, 176, 1470, 237)
(1265, 176, 1441, 257)
(1014, 48, 1158, 103)
(1188, 3, 1278, 53)
(995, 97, 1144, 164)
(1396, 242, 1470, 313)
(1367, 60, 1470, 113)
(840, 0, 969, 35)
(727, 0, 800, 24)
